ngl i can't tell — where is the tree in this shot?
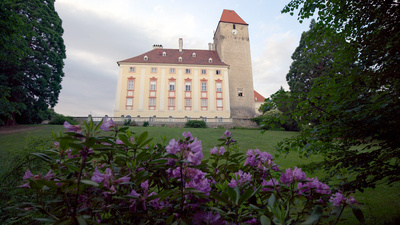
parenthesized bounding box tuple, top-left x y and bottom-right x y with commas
(278, 0, 400, 191)
(0, 0, 66, 125)
(256, 87, 300, 131)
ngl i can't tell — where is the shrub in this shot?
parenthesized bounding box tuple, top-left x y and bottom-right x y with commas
(48, 113, 77, 125)
(10, 117, 364, 224)
(185, 120, 207, 128)
(143, 121, 149, 127)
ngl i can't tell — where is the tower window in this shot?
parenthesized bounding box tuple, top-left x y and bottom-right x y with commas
(238, 88, 243, 97)
(233, 24, 236, 29)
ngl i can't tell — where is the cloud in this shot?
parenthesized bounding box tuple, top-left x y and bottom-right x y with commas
(252, 31, 299, 98)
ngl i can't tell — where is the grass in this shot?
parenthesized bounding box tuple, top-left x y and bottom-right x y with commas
(0, 125, 399, 224)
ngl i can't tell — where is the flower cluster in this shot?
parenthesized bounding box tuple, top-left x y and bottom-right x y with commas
(166, 131, 203, 166)
(244, 148, 279, 172)
(15, 117, 363, 224)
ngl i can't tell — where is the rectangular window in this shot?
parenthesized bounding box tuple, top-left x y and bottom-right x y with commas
(151, 67, 157, 73)
(201, 82, 207, 92)
(216, 83, 222, 92)
(201, 69, 207, 75)
(201, 99, 207, 107)
(217, 99, 223, 107)
(185, 99, 191, 107)
(185, 69, 191, 74)
(129, 67, 135, 72)
(169, 81, 175, 91)
(126, 98, 133, 106)
(128, 80, 134, 90)
(150, 81, 156, 90)
(149, 98, 156, 106)
(216, 70, 221, 75)
(168, 98, 175, 106)
(185, 82, 191, 91)
(170, 68, 176, 74)
(238, 88, 243, 97)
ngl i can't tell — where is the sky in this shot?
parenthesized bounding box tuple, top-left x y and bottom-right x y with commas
(53, 0, 312, 117)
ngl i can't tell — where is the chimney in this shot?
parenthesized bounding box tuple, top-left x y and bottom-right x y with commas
(179, 38, 183, 53)
(153, 44, 163, 49)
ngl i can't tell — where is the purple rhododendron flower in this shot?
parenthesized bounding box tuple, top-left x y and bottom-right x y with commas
(298, 177, 331, 196)
(223, 130, 231, 138)
(23, 169, 33, 180)
(193, 211, 226, 225)
(330, 192, 345, 206)
(262, 178, 280, 191)
(329, 192, 358, 206)
(63, 121, 81, 133)
(166, 139, 180, 154)
(44, 169, 54, 181)
(210, 146, 226, 155)
(228, 170, 252, 188)
(280, 166, 307, 185)
(182, 131, 194, 141)
(100, 116, 115, 131)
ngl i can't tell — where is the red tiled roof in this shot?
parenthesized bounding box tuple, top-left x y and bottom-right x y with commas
(220, 9, 247, 25)
(118, 48, 228, 66)
(254, 90, 266, 102)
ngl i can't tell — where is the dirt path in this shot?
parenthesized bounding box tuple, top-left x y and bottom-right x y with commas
(0, 125, 42, 135)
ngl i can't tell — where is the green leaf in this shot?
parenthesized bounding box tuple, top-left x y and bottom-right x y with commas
(260, 215, 271, 225)
(226, 186, 237, 204)
(80, 180, 99, 187)
(76, 216, 88, 225)
(238, 186, 258, 205)
(268, 193, 276, 209)
(351, 206, 365, 224)
(301, 205, 323, 225)
(31, 152, 53, 163)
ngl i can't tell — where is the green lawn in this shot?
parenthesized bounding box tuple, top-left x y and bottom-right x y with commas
(0, 125, 399, 224)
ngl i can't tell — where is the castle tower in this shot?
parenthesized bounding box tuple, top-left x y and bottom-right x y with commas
(214, 9, 255, 118)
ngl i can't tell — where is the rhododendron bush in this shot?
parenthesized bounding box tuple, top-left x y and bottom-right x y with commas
(15, 117, 364, 224)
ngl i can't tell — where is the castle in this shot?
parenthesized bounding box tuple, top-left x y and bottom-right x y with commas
(114, 9, 263, 120)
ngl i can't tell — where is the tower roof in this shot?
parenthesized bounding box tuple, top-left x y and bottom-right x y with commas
(219, 9, 247, 25)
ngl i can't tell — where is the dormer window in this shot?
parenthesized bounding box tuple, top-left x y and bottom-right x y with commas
(208, 58, 213, 63)
(162, 51, 166, 57)
(144, 55, 148, 61)
(192, 52, 196, 57)
(178, 57, 183, 62)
